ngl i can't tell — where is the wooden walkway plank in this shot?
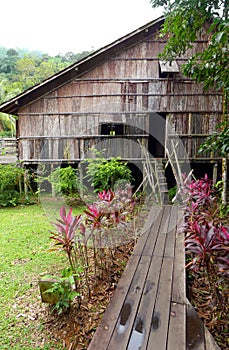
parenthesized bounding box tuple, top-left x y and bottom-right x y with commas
(204, 327, 221, 350)
(186, 302, 206, 350)
(171, 214, 186, 304)
(88, 205, 221, 350)
(88, 254, 141, 350)
(126, 207, 175, 349)
(107, 207, 167, 350)
(128, 255, 164, 349)
(167, 302, 186, 350)
(107, 255, 152, 349)
(147, 256, 174, 350)
(141, 206, 171, 257)
(167, 206, 186, 350)
(133, 206, 163, 255)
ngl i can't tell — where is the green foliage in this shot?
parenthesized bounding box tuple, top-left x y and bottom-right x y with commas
(0, 112, 16, 135)
(0, 47, 92, 135)
(183, 20, 229, 91)
(179, 175, 228, 315)
(0, 164, 36, 206)
(168, 185, 177, 203)
(50, 188, 136, 297)
(0, 164, 24, 206)
(0, 189, 20, 207)
(150, 0, 229, 91)
(44, 270, 79, 315)
(198, 121, 229, 157)
(84, 150, 133, 192)
(0, 47, 92, 104)
(48, 166, 80, 196)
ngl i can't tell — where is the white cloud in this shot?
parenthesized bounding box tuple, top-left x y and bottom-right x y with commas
(1, 0, 163, 55)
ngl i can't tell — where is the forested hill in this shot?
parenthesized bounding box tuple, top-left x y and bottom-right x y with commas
(0, 47, 92, 135)
(0, 47, 92, 103)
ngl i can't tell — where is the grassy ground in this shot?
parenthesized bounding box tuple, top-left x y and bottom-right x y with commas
(0, 203, 83, 349)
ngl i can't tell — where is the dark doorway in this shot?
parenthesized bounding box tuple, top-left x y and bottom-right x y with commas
(148, 112, 166, 157)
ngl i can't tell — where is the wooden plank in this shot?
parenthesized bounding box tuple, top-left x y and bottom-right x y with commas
(204, 327, 220, 350)
(147, 257, 174, 350)
(141, 207, 165, 256)
(152, 206, 172, 258)
(164, 206, 181, 257)
(88, 254, 140, 350)
(127, 206, 175, 350)
(127, 255, 163, 350)
(133, 206, 163, 256)
(164, 205, 178, 258)
(167, 302, 186, 350)
(171, 227, 186, 304)
(186, 303, 205, 350)
(160, 206, 172, 234)
(107, 255, 152, 350)
(164, 226, 176, 258)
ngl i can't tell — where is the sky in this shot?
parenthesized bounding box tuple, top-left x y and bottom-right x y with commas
(1, 0, 163, 56)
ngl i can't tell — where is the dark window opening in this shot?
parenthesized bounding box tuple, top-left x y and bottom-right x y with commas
(100, 123, 124, 136)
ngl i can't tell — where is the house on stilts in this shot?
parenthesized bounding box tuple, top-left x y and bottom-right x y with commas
(0, 17, 226, 202)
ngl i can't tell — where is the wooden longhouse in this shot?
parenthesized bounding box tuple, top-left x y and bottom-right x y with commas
(0, 17, 224, 192)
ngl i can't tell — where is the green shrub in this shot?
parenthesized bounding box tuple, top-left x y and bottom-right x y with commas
(84, 150, 133, 192)
(0, 164, 24, 206)
(48, 166, 80, 196)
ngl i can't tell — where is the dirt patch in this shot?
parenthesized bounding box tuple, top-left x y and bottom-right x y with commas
(187, 269, 228, 350)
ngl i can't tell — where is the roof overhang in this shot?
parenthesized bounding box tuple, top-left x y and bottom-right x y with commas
(0, 16, 164, 115)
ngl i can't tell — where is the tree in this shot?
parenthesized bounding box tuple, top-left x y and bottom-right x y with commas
(150, 0, 229, 204)
(0, 48, 18, 75)
(0, 80, 19, 136)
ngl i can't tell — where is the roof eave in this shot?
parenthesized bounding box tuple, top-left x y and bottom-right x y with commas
(0, 16, 164, 115)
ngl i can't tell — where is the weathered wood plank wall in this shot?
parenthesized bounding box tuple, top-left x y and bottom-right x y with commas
(17, 28, 223, 163)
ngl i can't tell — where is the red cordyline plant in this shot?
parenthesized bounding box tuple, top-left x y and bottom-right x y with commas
(179, 174, 229, 308)
(84, 187, 135, 236)
(50, 206, 82, 290)
(83, 187, 136, 275)
(50, 187, 136, 296)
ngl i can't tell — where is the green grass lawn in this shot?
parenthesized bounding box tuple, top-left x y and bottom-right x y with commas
(0, 203, 84, 349)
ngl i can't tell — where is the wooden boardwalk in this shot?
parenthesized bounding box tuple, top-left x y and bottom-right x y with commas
(88, 205, 220, 350)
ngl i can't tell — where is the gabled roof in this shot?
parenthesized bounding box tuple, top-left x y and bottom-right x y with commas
(0, 16, 164, 115)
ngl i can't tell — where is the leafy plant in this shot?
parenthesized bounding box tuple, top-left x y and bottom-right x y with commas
(0, 189, 20, 207)
(0, 164, 24, 206)
(83, 186, 135, 239)
(44, 270, 79, 315)
(150, 1, 229, 91)
(168, 185, 177, 203)
(50, 186, 137, 298)
(198, 121, 229, 160)
(179, 174, 229, 310)
(83, 149, 133, 192)
(48, 166, 80, 196)
(50, 206, 82, 292)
